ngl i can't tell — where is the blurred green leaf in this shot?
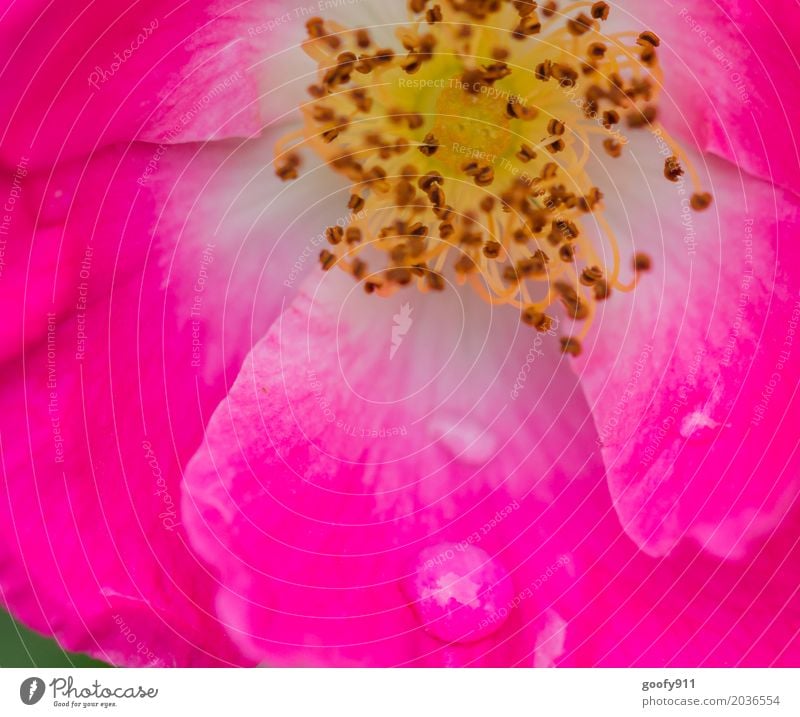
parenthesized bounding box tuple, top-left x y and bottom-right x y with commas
(0, 608, 109, 667)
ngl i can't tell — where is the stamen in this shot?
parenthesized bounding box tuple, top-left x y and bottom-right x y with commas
(278, 0, 712, 335)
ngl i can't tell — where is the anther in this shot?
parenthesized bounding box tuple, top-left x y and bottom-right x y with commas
(633, 253, 652, 272)
(591, 2, 610, 20)
(664, 155, 684, 182)
(560, 337, 582, 356)
(690, 192, 713, 211)
(637, 31, 661, 48)
(567, 13, 594, 37)
(325, 226, 344, 245)
(419, 133, 440, 156)
(522, 308, 554, 332)
(547, 119, 566, 136)
(319, 250, 337, 270)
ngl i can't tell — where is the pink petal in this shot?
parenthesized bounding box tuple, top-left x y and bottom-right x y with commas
(0, 0, 296, 169)
(614, 0, 800, 195)
(571, 504, 800, 666)
(0, 130, 336, 664)
(575, 138, 800, 558)
(184, 271, 611, 666)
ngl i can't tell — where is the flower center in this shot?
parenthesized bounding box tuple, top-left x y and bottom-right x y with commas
(276, 0, 712, 355)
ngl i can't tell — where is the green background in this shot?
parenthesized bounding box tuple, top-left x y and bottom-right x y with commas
(0, 608, 108, 668)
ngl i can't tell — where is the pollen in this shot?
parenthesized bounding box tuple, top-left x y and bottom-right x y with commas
(276, 0, 712, 347)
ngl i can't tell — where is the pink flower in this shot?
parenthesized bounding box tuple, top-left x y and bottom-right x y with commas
(1, 0, 798, 667)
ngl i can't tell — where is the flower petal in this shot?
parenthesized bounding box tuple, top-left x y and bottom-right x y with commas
(0, 0, 292, 168)
(614, 0, 800, 195)
(184, 271, 610, 666)
(575, 135, 800, 558)
(0, 128, 344, 664)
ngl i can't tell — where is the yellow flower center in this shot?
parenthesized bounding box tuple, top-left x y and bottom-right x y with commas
(275, 0, 712, 355)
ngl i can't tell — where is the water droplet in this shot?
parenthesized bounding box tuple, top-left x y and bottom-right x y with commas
(680, 410, 720, 440)
(429, 415, 497, 465)
(405, 542, 513, 644)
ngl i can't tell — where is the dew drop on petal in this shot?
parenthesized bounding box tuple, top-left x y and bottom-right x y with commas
(406, 542, 514, 644)
(679, 410, 721, 440)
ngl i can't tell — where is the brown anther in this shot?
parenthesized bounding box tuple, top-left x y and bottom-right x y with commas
(319, 249, 336, 271)
(579, 187, 604, 213)
(522, 308, 554, 332)
(513, 228, 530, 243)
(306, 17, 325, 39)
(390, 244, 409, 263)
(513, 13, 542, 39)
(633, 252, 652, 272)
(555, 280, 589, 319)
(588, 42, 607, 59)
(637, 30, 661, 48)
(541, 1, 557, 17)
(418, 171, 444, 193)
(640, 46, 657, 66)
(664, 155, 684, 182)
(516, 143, 537, 163)
(364, 281, 380, 294)
(547, 119, 566, 136)
(312, 106, 335, 122)
(348, 88, 373, 113)
(351, 258, 367, 280)
(602, 110, 620, 129)
(535, 60, 552, 81)
(541, 162, 558, 180)
(553, 219, 579, 241)
(325, 226, 344, 245)
(402, 53, 424, 74)
(407, 113, 425, 130)
(690, 192, 713, 211)
(559, 243, 577, 262)
(483, 241, 502, 259)
(492, 47, 510, 60)
(409, 0, 428, 12)
(482, 62, 512, 83)
(626, 105, 657, 128)
(322, 127, 341, 143)
(480, 196, 496, 213)
(603, 138, 623, 158)
(426, 271, 446, 291)
(345, 227, 362, 244)
(348, 194, 365, 212)
(439, 222, 455, 239)
(551, 64, 578, 88)
(507, 96, 538, 120)
(275, 152, 301, 181)
(591, 1, 610, 20)
(474, 166, 495, 186)
(580, 265, 604, 286)
(593, 280, 611, 300)
(355, 29, 371, 48)
(546, 138, 566, 154)
(307, 84, 325, 98)
(387, 267, 413, 285)
(419, 133, 439, 156)
(426, 4, 443, 23)
(567, 12, 594, 36)
(513, 0, 537, 17)
(560, 337, 582, 356)
(455, 255, 477, 274)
